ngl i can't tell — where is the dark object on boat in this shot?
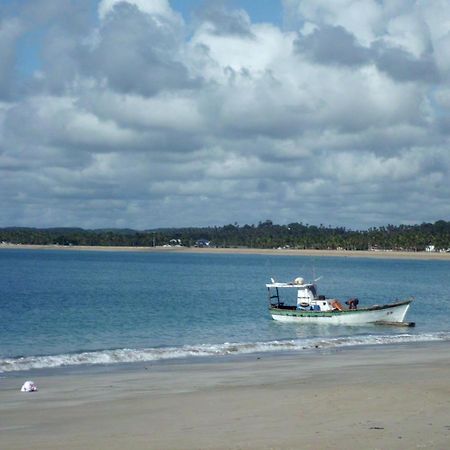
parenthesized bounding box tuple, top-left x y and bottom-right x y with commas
(346, 298, 359, 309)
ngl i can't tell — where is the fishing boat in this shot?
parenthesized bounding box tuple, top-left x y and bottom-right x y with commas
(266, 277, 413, 326)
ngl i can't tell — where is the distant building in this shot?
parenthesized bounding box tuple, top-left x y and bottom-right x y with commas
(425, 245, 435, 252)
(195, 239, 210, 247)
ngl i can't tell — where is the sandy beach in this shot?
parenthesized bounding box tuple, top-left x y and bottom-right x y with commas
(1, 342, 449, 450)
(2, 243, 450, 260)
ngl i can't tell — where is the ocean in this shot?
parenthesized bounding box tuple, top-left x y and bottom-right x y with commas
(1, 249, 449, 373)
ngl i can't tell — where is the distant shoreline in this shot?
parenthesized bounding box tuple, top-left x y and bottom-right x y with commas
(1, 243, 450, 260)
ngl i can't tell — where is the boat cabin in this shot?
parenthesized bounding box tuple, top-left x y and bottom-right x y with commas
(266, 277, 340, 312)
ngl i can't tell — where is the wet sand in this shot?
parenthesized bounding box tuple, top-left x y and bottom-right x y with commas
(1, 243, 450, 260)
(1, 342, 449, 449)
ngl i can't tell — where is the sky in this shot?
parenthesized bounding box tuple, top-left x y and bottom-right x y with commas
(1, 0, 450, 230)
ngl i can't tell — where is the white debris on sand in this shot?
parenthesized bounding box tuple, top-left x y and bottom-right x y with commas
(20, 381, 38, 392)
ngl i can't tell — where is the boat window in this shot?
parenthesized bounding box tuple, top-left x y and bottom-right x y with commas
(310, 285, 317, 297)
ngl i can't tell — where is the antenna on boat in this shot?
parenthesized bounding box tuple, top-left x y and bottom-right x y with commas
(311, 262, 321, 284)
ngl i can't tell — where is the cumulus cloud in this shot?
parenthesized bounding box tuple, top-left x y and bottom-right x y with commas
(294, 25, 370, 67)
(193, 1, 254, 37)
(373, 43, 439, 83)
(1, 0, 450, 229)
(86, 2, 197, 96)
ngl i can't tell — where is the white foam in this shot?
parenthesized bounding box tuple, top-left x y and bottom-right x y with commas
(1, 332, 449, 373)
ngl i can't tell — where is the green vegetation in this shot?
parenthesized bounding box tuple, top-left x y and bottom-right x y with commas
(1, 220, 450, 251)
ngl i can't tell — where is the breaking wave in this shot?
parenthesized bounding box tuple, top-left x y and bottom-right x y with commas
(2, 332, 449, 373)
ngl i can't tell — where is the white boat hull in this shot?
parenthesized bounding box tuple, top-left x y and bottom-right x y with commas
(270, 301, 411, 325)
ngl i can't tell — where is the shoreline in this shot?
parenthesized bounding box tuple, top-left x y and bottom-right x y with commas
(1, 243, 450, 260)
(2, 332, 450, 376)
(1, 341, 449, 449)
(2, 337, 449, 378)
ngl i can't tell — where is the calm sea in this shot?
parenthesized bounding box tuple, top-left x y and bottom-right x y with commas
(1, 249, 449, 373)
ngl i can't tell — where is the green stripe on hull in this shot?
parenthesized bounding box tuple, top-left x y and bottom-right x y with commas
(270, 309, 341, 318)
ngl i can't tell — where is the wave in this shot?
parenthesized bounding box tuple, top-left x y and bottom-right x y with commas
(1, 332, 449, 373)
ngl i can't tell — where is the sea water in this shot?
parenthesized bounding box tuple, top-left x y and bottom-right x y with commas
(1, 249, 449, 373)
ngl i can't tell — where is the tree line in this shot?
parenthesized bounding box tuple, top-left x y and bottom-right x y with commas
(1, 220, 449, 251)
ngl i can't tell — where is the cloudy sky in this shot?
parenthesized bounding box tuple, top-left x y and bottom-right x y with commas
(1, 0, 449, 230)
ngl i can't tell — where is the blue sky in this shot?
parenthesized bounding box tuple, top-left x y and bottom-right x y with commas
(16, 29, 45, 76)
(1, 0, 449, 229)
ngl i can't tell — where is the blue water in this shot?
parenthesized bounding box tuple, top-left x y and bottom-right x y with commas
(1, 249, 449, 372)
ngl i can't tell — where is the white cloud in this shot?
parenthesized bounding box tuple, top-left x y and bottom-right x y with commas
(190, 22, 292, 75)
(80, 91, 204, 133)
(285, 0, 383, 45)
(5, 95, 140, 151)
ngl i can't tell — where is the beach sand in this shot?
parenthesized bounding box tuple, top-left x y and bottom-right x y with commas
(2, 243, 450, 260)
(1, 342, 449, 449)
